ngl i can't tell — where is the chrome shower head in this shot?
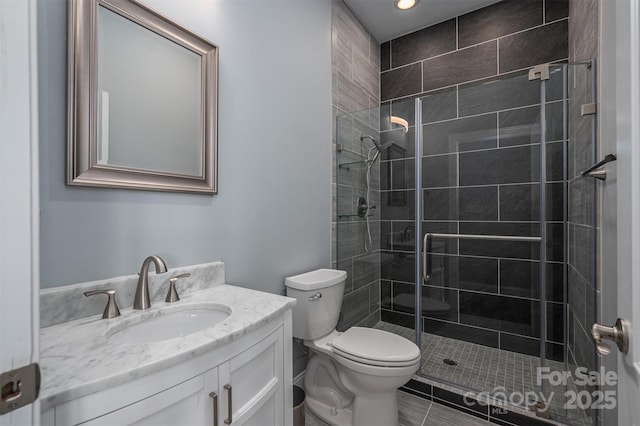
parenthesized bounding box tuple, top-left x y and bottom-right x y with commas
(360, 134, 393, 152)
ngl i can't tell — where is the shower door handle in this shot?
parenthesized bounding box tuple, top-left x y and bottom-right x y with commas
(422, 233, 541, 282)
(423, 233, 432, 282)
(591, 318, 630, 356)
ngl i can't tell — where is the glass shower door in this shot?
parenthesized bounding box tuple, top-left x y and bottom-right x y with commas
(416, 66, 569, 419)
(335, 98, 419, 341)
(376, 97, 422, 342)
(335, 61, 597, 426)
(415, 63, 596, 426)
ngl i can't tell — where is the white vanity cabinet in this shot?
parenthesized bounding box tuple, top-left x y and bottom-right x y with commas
(43, 312, 292, 426)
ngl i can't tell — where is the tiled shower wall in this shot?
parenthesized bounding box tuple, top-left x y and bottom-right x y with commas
(378, 0, 570, 361)
(567, 0, 599, 380)
(330, 0, 382, 330)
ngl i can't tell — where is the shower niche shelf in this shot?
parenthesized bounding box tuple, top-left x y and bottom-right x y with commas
(338, 160, 371, 169)
(338, 196, 373, 219)
(337, 213, 373, 219)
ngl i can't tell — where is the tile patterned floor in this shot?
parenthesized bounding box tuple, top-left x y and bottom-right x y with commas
(305, 390, 491, 426)
(373, 321, 591, 426)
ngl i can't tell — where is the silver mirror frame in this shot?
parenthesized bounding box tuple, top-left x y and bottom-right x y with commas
(67, 0, 218, 194)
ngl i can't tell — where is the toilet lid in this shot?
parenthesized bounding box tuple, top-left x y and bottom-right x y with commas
(331, 327, 420, 366)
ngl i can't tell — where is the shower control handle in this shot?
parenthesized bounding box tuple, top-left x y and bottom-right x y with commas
(591, 318, 629, 356)
(357, 197, 368, 217)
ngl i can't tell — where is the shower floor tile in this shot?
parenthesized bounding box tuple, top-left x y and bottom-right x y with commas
(373, 321, 592, 426)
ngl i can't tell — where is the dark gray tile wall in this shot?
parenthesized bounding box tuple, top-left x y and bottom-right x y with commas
(458, 0, 544, 48)
(422, 41, 498, 91)
(331, 0, 382, 331)
(567, 0, 599, 413)
(391, 19, 456, 68)
(498, 20, 569, 73)
(379, 0, 569, 361)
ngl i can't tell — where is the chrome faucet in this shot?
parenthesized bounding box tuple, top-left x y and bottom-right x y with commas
(133, 255, 168, 310)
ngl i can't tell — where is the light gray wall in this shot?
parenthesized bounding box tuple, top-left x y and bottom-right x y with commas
(38, 0, 333, 295)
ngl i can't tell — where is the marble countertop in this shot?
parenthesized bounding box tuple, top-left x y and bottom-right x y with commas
(40, 284, 296, 411)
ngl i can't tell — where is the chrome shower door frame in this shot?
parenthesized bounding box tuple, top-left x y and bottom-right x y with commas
(412, 66, 565, 405)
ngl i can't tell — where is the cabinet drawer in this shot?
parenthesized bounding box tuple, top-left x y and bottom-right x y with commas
(80, 375, 207, 425)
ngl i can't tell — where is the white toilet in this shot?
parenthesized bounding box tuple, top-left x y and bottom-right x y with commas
(285, 269, 420, 426)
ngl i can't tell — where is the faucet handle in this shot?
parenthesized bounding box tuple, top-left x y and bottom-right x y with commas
(166, 273, 191, 303)
(84, 289, 121, 319)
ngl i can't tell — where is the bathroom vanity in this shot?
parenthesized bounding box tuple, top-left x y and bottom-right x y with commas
(39, 281, 295, 426)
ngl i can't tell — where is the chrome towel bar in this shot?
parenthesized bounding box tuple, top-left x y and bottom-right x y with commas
(422, 233, 542, 282)
(580, 153, 617, 181)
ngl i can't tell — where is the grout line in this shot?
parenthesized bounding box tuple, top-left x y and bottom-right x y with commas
(421, 140, 565, 158)
(387, 99, 565, 128)
(455, 16, 459, 51)
(455, 84, 460, 119)
(380, 18, 569, 75)
(380, 57, 569, 104)
(420, 400, 432, 426)
(422, 284, 548, 303)
(496, 38, 500, 75)
(421, 59, 424, 93)
(417, 312, 540, 336)
(497, 258, 501, 295)
(381, 39, 497, 74)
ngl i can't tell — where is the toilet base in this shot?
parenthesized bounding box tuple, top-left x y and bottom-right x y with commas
(306, 392, 399, 426)
(305, 396, 353, 426)
(351, 391, 398, 426)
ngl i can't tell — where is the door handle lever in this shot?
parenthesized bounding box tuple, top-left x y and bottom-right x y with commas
(591, 318, 629, 356)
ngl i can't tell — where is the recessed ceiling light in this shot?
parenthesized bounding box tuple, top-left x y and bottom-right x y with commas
(394, 0, 419, 10)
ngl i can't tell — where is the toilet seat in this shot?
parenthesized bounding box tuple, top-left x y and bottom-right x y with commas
(331, 327, 421, 367)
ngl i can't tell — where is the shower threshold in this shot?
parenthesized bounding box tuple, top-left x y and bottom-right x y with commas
(373, 321, 591, 426)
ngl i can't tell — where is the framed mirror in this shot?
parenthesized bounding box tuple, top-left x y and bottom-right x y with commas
(67, 0, 218, 193)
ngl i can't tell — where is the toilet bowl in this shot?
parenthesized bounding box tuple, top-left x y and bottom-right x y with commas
(285, 269, 420, 426)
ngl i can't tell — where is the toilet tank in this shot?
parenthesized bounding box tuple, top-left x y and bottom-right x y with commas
(284, 269, 346, 340)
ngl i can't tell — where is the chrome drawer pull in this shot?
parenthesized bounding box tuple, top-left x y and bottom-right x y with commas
(209, 391, 218, 426)
(224, 384, 232, 424)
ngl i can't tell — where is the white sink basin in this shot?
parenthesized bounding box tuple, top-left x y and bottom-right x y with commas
(108, 305, 231, 344)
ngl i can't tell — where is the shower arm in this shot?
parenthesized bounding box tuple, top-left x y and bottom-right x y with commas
(422, 233, 542, 282)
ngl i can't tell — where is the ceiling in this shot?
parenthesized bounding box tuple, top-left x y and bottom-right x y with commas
(343, 0, 501, 42)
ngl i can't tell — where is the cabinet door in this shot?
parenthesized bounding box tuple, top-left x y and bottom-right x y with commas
(218, 327, 284, 426)
(81, 368, 218, 426)
(240, 390, 279, 426)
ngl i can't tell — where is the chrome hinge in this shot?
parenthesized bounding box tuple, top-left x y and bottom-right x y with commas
(528, 63, 551, 81)
(581, 103, 597, 116)
(0, 363, 40, 415)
